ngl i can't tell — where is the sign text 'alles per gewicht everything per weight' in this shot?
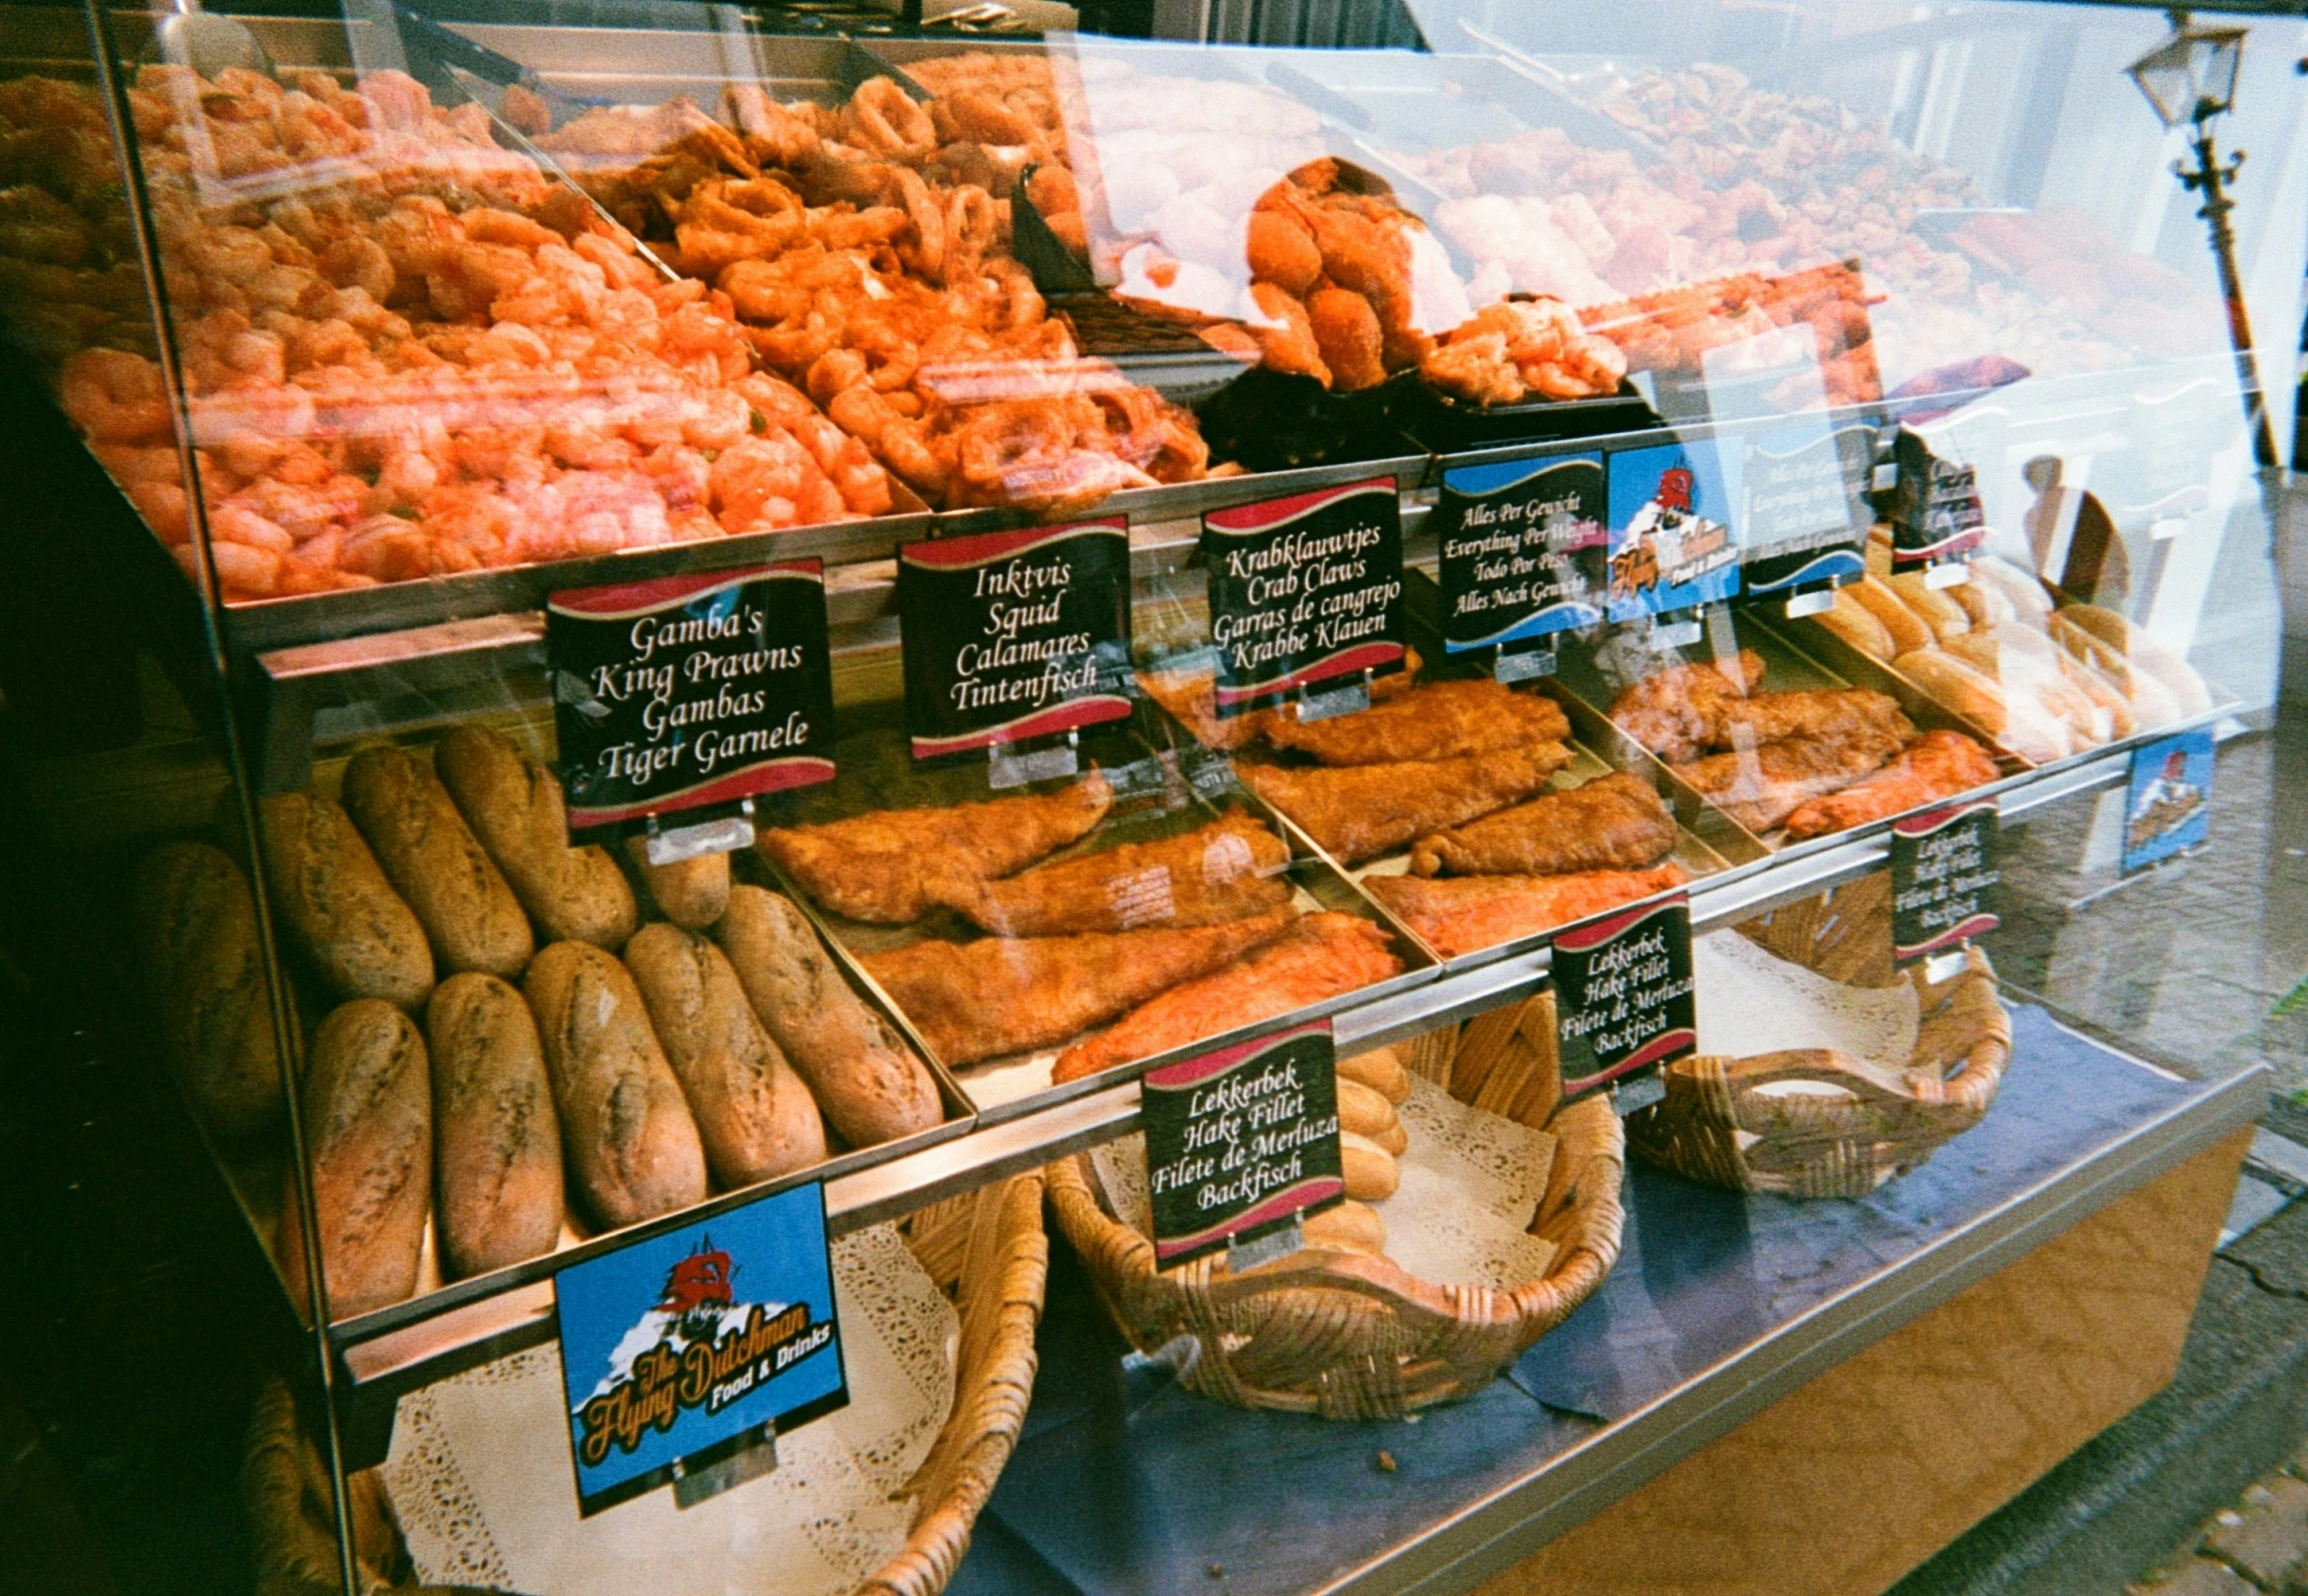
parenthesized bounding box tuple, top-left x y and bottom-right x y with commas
(1141, 1021, 1344, 1267)
(1201, 478, 1406, 719)
(898, 519, 1133, 763)
(1436, 451, 1607, 666)
(549, 564, 835, 835)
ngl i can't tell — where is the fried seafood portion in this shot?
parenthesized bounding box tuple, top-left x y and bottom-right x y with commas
(858, 907, 1298, 1065)
(1366, 864, 1689, 960)
(1780, 729, 1998, 840)
(1263, 678, 1569, 766)
(1239, 743, 1574, 865)
(1605, 650, 1770, 764)
(1669, 729, 1908, 833)
(944, 813, 1293, 936)
(1421, 296, 1628, 406)
(759, 773, 1112, 924)
(1051, 912, 1402, 1082)
(1408, 772, 1677, 877)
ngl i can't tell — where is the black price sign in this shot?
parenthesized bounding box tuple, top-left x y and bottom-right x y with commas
(1891, 801, 2002, 962)
(897, 519, 1133, 761)
(549, 563, 835, 834)
(1201, 477, 1406, 719)
(1435, 451, 1607, 660)
(1554, 893, 1696, 1098)
(1141, 1020, 1343, 1268)
(1889, 430, 1985, 570)
(1741, 419, 1873, 598)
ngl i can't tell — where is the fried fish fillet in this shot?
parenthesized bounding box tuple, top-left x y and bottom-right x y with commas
(1781, 730, 1999, 840)
(1408, 771, 1677, 877)
(1366, 864, 1690, 959)
(942, 812, 1293, 935)
(1263, 678, 1571, 765)
(1713, 689, 1915, 760)
(1238, 743, 1573, 864)
(1670, 729, 1907, 834)
(858, 908, 1298, 1065)
(1608, 650, 1767, 762)
(1051, 912, 1402, 1081)
(759, 773, 1111, 923)
(1138, 651, 1423, 753)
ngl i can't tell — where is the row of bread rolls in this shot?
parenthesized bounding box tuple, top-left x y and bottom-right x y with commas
(1297, 1046, 1410, 1259)
(1813, 533, 2210, 764)
(265, 881, 939, 1319)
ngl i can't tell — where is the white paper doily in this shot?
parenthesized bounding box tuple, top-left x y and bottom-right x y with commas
(1090, 1072, 1557, 1289)
(1692, 929, 1920, 1067)
(380, 1222, 959, 1596)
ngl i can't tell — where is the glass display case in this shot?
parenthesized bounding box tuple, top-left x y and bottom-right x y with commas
(0, 0, 2296, 1590)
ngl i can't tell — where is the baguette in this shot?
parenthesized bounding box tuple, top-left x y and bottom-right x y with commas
(1884, 570, 1972, 642)
(436, 727, 639, 950)
(1337, 1045, 1410, 1105)
(276, 999, 431, 1320)
(1947, 569, 2016, 630)
(343, 746, 533, 979)
(1302, 1199, 1385, 1257)
(713, 885, 943, 1148)
(2055, 605, 2214, 718)
(258, 792, 435, 1007)
(1813, 588, 1895, 661)
(1848, 576, 1935, 657)
(625, 923, 829, 1187)
(1337, 1077, 1405, 1153)
(426, 973, 563, 1278)
(1340, 1130, 1400, 1201)
(524, 941, 707, 1228)
(626, 837, 731, 932)
(138, 841, 283, 1138)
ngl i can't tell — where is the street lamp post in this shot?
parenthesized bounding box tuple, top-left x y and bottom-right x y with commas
(2127, 14, 2281, 471)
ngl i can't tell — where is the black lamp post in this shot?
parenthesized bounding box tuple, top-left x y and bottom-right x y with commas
(2126, 14, 2281, 470)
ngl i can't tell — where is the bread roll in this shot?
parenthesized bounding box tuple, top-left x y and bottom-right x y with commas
(426, 973, 563, 1278)
(626, 836, 731, 932)
(1885, 571, 1972, 642)
(712, 885, 943, 1148)
(343, 747, 533, 979)
(1947, 570, 2016, 630)
(2055, 652, 2137, 740)
(1944, 630, 2104, 745)
(437, 727, 639, 950)
(138, 841, 283, 1138)
(625, 923, 829, 1187)
(2047, 613, 2181, 727)
(1340, 1130, 1400, 1202)
(1302, 1199, 1386, 1257)
(1814, 589, 1894, 661)
(524, 941, 707, 1228)
(258, 793, 435, 1007)
(1969, 554, 2054, 625)
(1865, 525, 1892, 577)
(1338, 1046, 1410, 1106)
(1337, 1077, 1405, 1152)
(1849, 576, 1934, 657)
(277, 1000, 431, 1320)
(2055, 605, 2214, 718)
(1892, 649, 2006, 733)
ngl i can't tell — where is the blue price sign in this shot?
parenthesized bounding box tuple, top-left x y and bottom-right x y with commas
(553, 1181, 846, 1516)
(2121, 726, 2214, 875)
(1606, 439, 1742, 620)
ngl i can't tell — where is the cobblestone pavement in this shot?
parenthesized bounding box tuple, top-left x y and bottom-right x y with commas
(2133, 1447, 2308, 1596)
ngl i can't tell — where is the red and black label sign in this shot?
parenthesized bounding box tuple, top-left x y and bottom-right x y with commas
(549, 563, 835, 834)
(1141, 1021, 1344, 1267)
(1201, 478, 1406, 719)
(1891, 800, 2002, 961)
(897, 519, 1134, 761)
(1553, 892, 1695, 1098)
(1889, 430, 1986, 569)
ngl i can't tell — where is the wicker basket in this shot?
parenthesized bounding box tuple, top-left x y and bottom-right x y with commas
(246, 1171, 1049, 1596)
(1623, 874, 2011, 1199)
(1047, 1011, 1624, 1420)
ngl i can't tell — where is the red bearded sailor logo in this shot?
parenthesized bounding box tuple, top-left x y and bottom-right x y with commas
(1655, 467, 1695, 514)
(659, 1236, 737, 1341)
